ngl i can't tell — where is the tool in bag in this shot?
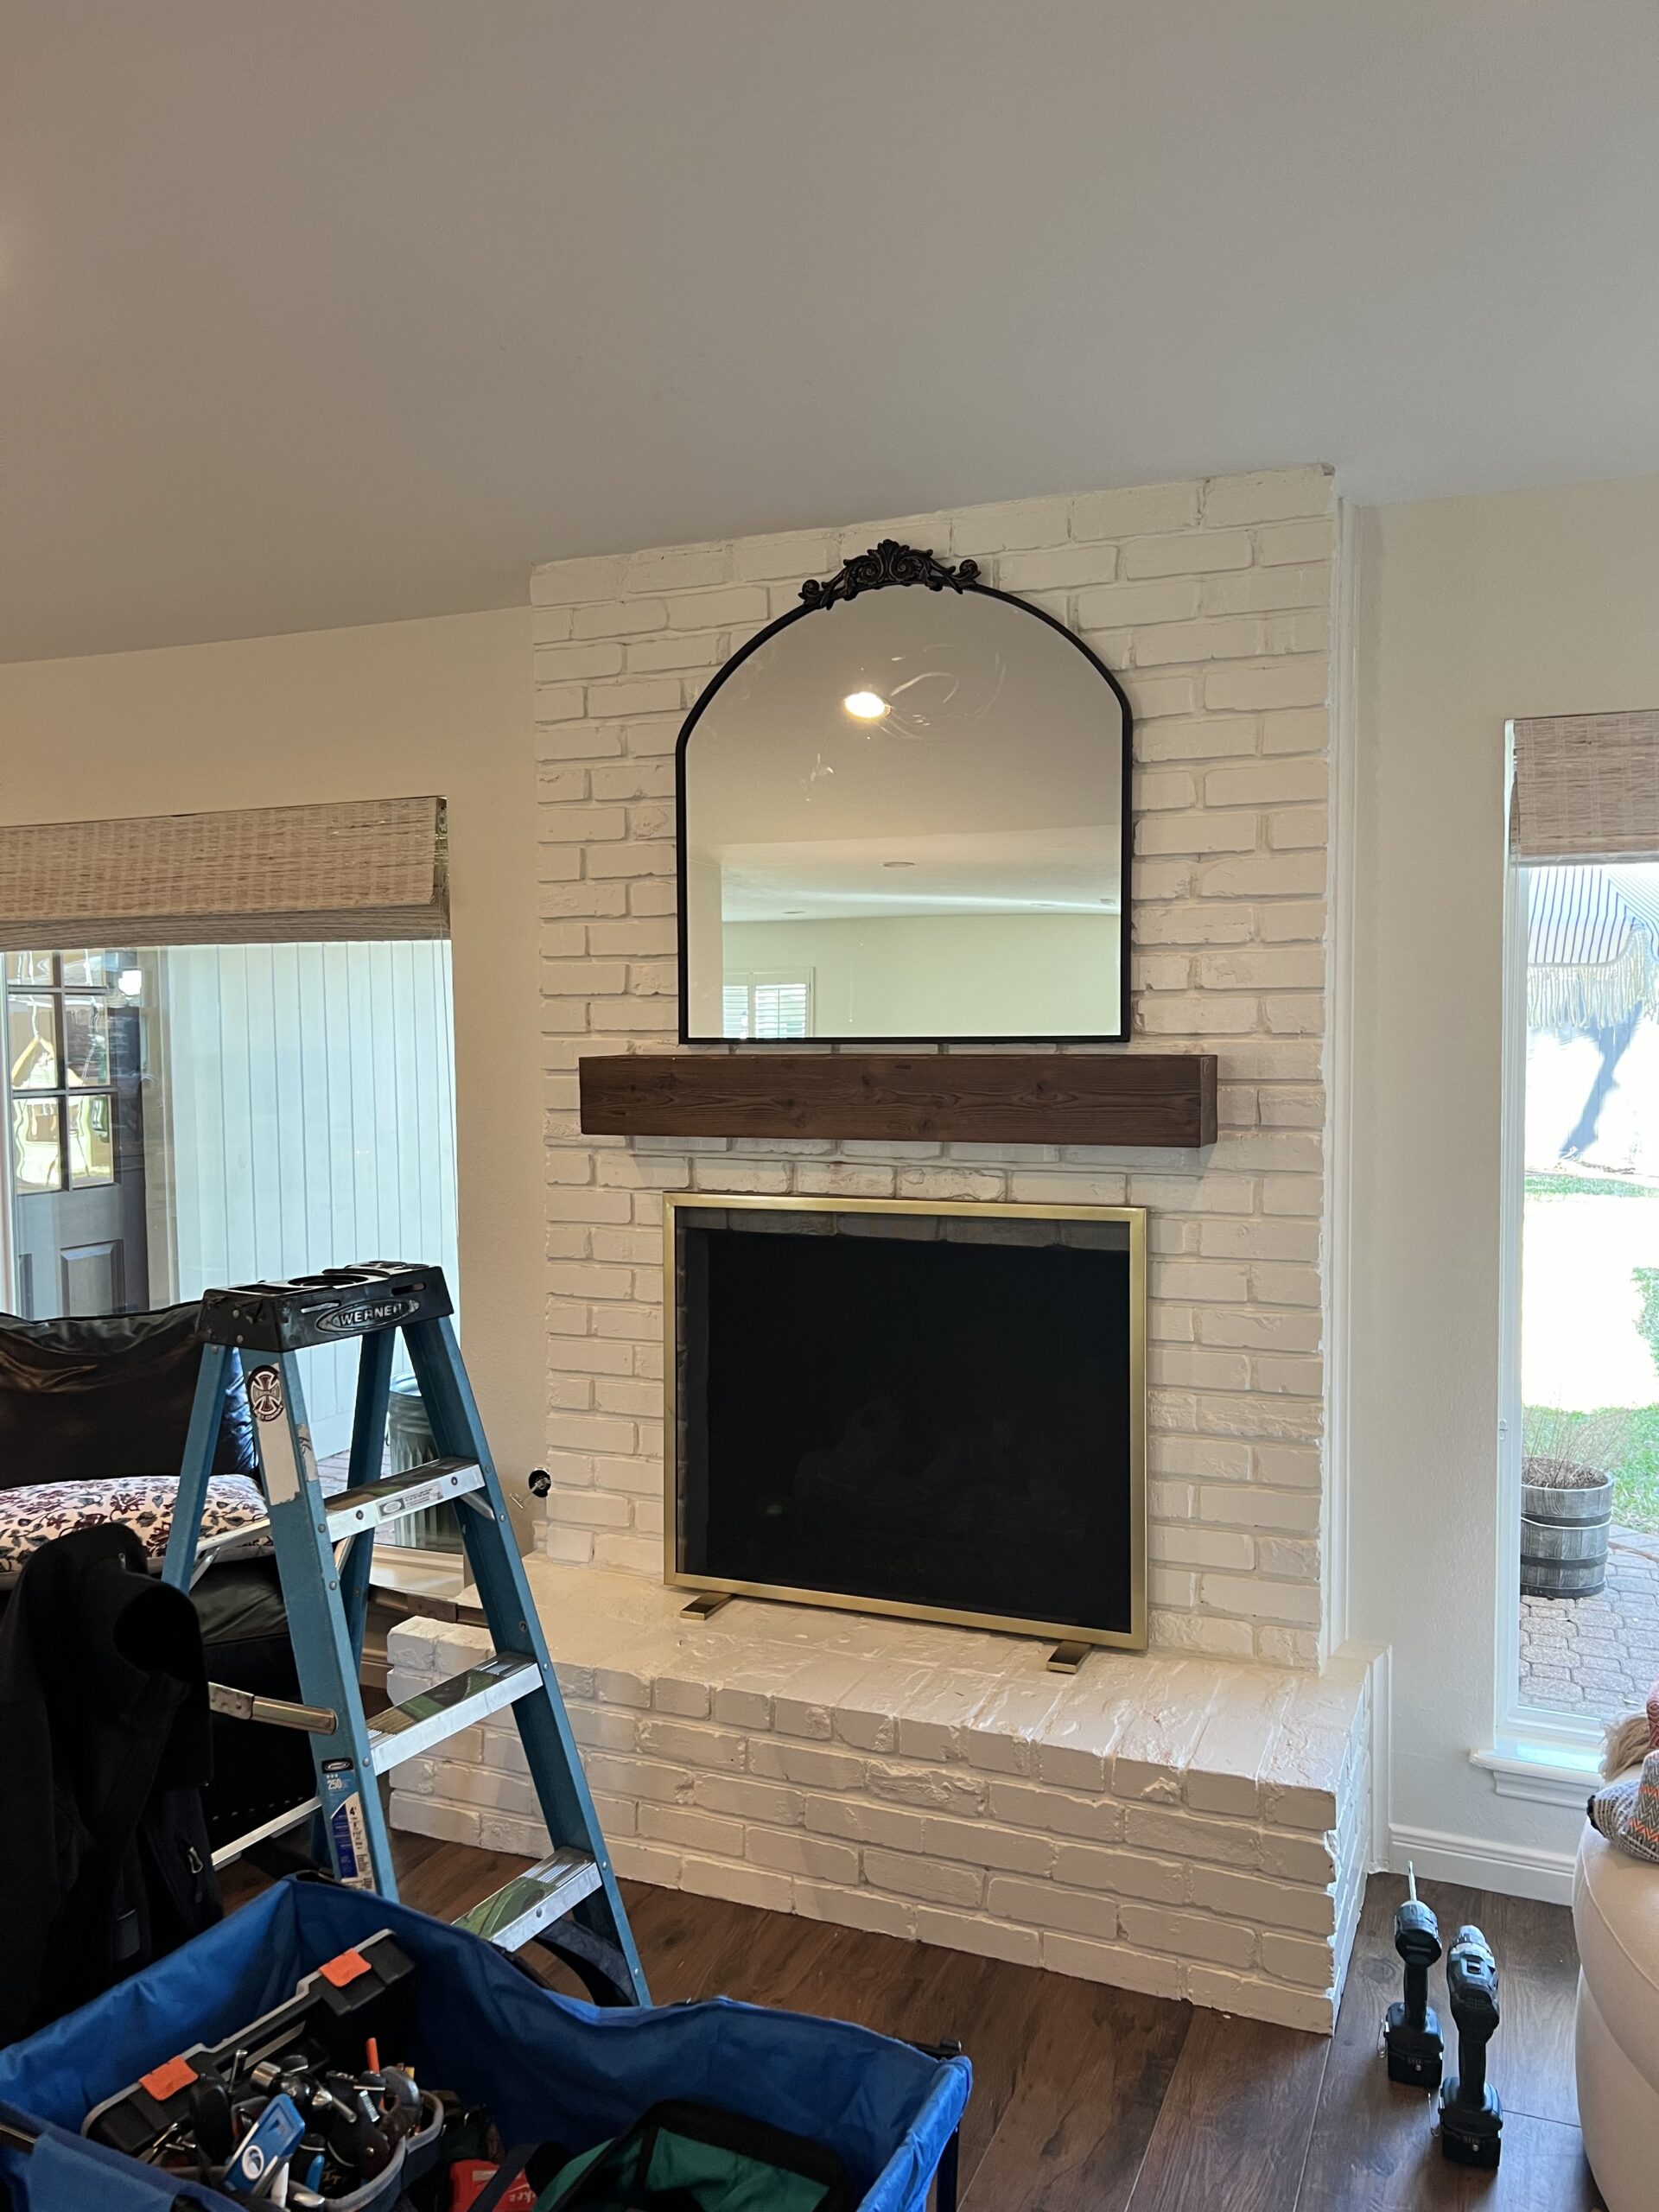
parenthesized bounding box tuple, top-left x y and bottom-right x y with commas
(83, 1929, 446, 2206)
(161, 1262, 648, 2007)
(82, 1929, 416, 2158)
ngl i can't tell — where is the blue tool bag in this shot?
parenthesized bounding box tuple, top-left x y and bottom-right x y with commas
(0, 1878, 970, 2212)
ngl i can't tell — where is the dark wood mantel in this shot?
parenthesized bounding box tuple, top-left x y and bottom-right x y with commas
(578, 1051, 1217, 1148)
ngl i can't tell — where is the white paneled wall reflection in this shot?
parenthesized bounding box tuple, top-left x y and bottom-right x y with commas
(148, 941, 458, 1454)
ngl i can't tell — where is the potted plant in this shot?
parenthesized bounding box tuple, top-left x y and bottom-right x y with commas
(1521, 1404, 1624, 1598)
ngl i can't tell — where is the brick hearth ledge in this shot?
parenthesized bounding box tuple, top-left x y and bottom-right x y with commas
(389, 1562, 1374, 2031)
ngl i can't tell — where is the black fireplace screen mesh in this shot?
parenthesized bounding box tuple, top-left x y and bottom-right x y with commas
(674, 1207, 1139, 1637)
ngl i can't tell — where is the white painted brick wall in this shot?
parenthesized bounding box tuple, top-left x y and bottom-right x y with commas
(531, 468, 1336, 1664)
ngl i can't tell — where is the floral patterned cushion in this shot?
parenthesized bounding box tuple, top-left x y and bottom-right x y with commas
(0, 1473, 269, 1575)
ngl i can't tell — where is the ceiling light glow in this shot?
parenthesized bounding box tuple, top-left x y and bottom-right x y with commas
(842, 690, 888, 721)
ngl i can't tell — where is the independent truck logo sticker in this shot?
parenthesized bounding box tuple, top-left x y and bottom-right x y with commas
(247, 1365, 285, 1422)
(313, 1296, 420, 1335)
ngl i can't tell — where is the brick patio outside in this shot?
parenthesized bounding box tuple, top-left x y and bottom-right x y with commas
(1520, 1529, 1659, 1716)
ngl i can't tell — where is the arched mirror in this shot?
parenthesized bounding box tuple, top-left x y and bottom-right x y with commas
(677, 542, 1131, 1043)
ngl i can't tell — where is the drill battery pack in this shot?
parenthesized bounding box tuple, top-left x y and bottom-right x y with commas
(1439, 2080, 1503, 2169)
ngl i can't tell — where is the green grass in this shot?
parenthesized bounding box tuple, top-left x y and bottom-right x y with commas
(1527, 1169, 1659, 1199)
(1528, 1402, 1659, 1532)
(1521, 1179, 1659, 1527)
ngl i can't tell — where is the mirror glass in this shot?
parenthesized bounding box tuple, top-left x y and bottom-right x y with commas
(680, 579, 1128, 1041)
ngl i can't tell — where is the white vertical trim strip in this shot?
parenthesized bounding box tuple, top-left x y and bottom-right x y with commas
(1323, 496, 1360, 1657)
(1495, 820, 1528, 1745)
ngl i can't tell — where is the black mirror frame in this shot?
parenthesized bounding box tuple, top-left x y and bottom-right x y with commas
(674, 538, 1134, 1046)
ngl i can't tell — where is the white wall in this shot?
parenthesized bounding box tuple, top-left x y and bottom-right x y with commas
(723, 912, 1121, 1037)
(153, 940, 459, 1455)
(1351, 474, 1659, 1884)
(0, 610, 543, 1491)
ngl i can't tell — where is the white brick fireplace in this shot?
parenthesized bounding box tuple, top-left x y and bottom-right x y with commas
(391, 465, 1378, 2029)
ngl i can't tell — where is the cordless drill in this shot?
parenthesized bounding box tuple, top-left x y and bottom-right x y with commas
(1438, 1923, 1502, 2169)
(1383, 1865, 1443, 2088)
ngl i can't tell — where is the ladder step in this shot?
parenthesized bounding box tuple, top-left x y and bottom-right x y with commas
(455, 1848, 603, 1951)
(210, 1794, 322, 1871)
(368, 1653, 540, 1773)
(324, 1457, 484, 1541)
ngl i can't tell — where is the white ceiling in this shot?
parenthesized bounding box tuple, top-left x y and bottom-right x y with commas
(718, 830, 1122, 923)
(3, 1, 1656, 664)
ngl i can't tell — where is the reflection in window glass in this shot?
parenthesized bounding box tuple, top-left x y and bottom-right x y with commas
(7, 995, 58, 1090)
(59, 951, 108, 986)
(61, 998, 109, 1085)
(3, 953, 53, 985)
(11, 1098, 61, 1192)
(67, 1094, 113, 1185)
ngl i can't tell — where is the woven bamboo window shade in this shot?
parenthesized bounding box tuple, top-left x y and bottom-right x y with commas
(0, 796, 448, 950)
(1510, 712, 1659, 863)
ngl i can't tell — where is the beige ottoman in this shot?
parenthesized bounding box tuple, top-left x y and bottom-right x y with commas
(1575, 1822, 1659, 2211)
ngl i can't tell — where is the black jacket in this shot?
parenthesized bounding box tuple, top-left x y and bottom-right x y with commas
(0, 1523, 222, 2044)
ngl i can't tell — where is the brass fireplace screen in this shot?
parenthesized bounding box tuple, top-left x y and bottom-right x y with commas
(664, 1193, 1147, 1650)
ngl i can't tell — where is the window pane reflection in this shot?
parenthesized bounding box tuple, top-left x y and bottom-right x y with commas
(7, 995, 58, 1090)
(59, 951, 107, 986)
(61, 997, 109, 1084)
(67, 1094, 113, 1185)
(3, 953, 53, 985)
(11, 1098, 61, 1192)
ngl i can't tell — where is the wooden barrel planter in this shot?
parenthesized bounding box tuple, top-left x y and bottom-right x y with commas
(1520, 1463, 1614, 1597)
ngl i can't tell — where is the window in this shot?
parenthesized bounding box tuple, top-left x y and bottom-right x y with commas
(2, 942, 458, 1471)
(0, 799, 460, 1561)
(1504, 713, 1659, 1740)
(4, 950, 142, 1313)
(721, 969, 813, 1039)
(5, 950, 129, 1197)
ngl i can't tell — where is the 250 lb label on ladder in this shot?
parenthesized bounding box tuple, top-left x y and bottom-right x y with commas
(321, 1758, 375, 1891)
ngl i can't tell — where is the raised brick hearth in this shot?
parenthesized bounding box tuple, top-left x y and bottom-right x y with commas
(389, 1567, 1373, 2031)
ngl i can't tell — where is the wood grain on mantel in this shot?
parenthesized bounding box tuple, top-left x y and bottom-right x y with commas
(578, 1051, 1217, 1148)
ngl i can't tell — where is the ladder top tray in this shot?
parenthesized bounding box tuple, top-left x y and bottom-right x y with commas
(199, 1262, 454, 1351)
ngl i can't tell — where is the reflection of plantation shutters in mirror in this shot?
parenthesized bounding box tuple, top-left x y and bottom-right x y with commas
(1510, 712, 1659, 863)
(721, 974, 811, 1040)
(0, 797, 448, 948)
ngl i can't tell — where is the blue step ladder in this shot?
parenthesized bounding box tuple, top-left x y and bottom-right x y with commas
(162, 1261, 649, 2007)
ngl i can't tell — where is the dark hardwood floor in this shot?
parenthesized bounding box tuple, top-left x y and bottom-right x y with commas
(224, 1841, 1603, 2210)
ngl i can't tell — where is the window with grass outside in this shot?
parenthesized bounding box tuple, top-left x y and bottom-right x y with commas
(1510, 713, 1659, 1728)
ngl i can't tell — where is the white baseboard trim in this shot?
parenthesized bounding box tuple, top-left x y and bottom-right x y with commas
(1388, 1821, 1577, 1906)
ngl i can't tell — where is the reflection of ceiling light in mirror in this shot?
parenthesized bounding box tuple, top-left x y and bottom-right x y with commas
(842, 690, 888, 721)
(117, 968, 143, 998)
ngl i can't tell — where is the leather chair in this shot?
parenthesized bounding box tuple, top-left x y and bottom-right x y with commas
(0, 1306, 315, 1849)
